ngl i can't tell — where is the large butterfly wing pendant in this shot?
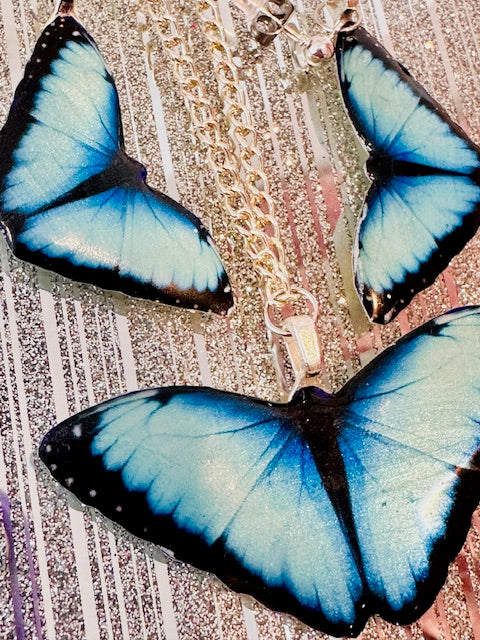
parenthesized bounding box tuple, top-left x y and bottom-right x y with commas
(0, 9, 233, 314)
(336, 27, 480, 323)
(40, 306, 480, 635)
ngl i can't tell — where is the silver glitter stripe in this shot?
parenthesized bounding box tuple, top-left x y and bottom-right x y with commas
(39, 287, 100, 637)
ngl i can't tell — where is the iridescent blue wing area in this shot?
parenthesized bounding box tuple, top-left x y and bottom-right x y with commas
(39, 387, 366, 637)
(0, 13, 232, 313)
(15, 184, 229, 310)
(335, 306, 480, 623)
(336, 27, 480, 323)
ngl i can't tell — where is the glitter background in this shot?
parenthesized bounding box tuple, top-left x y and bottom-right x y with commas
(0, 0, 480, 638)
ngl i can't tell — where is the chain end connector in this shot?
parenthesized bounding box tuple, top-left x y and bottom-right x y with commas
(231, 0, 295, 46)
(284, 314, 322, 378)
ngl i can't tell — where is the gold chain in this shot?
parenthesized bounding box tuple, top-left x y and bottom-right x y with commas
(137, 0, 322, 379)
(196, 1, 293, 306)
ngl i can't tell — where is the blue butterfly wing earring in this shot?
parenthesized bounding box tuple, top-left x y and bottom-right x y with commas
(336, 26, 480, 323)
(0, 2, 233, 314)
(40, 306, 480, 636)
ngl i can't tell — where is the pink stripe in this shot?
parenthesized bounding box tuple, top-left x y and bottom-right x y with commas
(434, 593, 453, 640)
(302, 175, 327, 256)
(441, 269, 459, 308)
(418, 605, 442, 640)
(281, 188, 313, 288)
(320, 169, 342, 232)
(466, 527, 480, 601)
(455, 552, 480, 638)
(396, 309, 411, 336)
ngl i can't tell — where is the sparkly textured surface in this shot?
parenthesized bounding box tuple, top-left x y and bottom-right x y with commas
(1, 0, 480, 638)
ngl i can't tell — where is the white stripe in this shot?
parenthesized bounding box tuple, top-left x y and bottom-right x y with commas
(216, 0, 235, 35)
(60, 298, 81, 410)
(131, 553, 148, 638)
(154, 560, 179, 640)
(143, 51, 181, 200)
(370, 0, 394, 52)
(112, 5, 141, 159)
(106, 532, 131, 640)
(94, 306, 114, 396)
(242, 602, 260, 640)
(39, 287, 100, 639)
(17, 0, 31, 55)
(283, 625, 293, 640)
(193, 331, 213, 385)
(425, 0, 468, 130)
(255, 64, 286, 181)
(146, 558, 164, 638)
(74, 300, 96, 405)
(114, 310, 138, 392)
(213, 592, 225, 640)
(91, 522, 115, 640)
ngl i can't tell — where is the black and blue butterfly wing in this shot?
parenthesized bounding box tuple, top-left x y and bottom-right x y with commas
(334, 305, 480, 622)
(336, 27, 480, 323)
(40, 307, 480, 634)
(0, 13, 232, 313)
(39, 387, 366, 637)
(357, 174, 480, 322)
(40, 307, 480, 635)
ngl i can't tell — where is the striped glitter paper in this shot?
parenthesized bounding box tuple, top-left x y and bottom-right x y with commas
(1, 0, 480, 638)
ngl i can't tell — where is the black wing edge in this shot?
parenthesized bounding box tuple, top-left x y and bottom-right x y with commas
(355, 185, 480, 324)
(370, 470, 480, 628)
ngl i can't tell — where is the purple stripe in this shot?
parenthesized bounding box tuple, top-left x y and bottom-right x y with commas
(0, 491, 26, 640)
(22, 506, 44, 639)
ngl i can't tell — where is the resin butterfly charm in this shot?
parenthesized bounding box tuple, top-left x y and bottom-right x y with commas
(336, 26, 480, 323)
(0, 1, 233, 313)
(40, 306, 480, 636)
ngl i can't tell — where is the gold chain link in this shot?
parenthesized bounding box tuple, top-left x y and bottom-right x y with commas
(196, 2, 294, 306)
(138, 0, 317, 321)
